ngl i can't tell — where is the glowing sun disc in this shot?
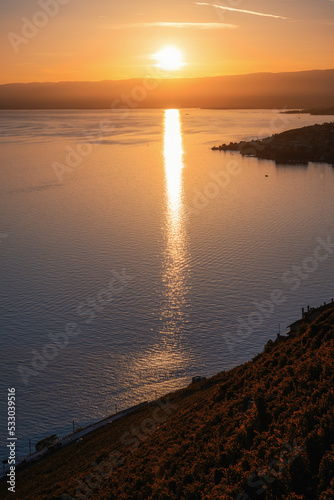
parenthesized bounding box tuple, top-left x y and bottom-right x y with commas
(154, 47, 184, 71)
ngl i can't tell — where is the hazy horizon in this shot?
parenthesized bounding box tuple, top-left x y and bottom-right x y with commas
(0, 70, 334, 110)
(1, 68, 334, 110)
(2, 67, 334, 86)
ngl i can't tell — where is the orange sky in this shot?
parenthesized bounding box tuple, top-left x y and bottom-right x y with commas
(0, 0, 333, 84)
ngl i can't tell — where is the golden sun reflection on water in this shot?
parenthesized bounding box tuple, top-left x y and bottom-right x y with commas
(161, 109, 188, 335)
(164, 109, 184, 214)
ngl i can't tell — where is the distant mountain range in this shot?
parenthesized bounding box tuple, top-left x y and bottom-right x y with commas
(0, 69, 333, 109)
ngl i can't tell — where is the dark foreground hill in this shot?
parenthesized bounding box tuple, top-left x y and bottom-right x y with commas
(212, 122, 334, 164)
(0, 69, 334, 109)
(1, 304, 334, 499)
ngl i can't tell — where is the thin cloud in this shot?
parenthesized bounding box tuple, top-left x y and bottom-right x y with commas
(196, 2, 289, 20)
(103, 21, 238, 30)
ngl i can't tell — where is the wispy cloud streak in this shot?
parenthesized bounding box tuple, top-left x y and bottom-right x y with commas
(102, 21, 238, 30)
(196, 2, 288, 20)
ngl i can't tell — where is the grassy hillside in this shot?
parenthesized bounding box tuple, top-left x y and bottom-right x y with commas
(1, 306, 334, 499)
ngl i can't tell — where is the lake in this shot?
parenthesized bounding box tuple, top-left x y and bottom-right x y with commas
(0, 108, 333, 460)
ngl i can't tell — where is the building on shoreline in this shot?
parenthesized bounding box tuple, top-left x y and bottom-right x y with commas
(288, 298, 334, 335)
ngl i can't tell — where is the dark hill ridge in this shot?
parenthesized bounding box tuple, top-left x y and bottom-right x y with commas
(212, 122, 334, 164)
(1, 302, 334, 499)
(0, 69, 334, 109)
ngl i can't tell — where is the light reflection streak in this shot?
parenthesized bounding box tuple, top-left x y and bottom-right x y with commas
(160, 109, 188, 335)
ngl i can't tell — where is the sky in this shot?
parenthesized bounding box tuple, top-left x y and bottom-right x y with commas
(0, 0, 333, 84)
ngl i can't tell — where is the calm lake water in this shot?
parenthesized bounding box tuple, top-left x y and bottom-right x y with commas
(0, 109, 334, 460)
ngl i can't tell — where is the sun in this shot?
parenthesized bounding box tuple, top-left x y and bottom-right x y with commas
(153, 46, 184, 71)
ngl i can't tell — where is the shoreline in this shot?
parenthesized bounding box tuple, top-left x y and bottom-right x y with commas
(212, 121, 334, 164)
